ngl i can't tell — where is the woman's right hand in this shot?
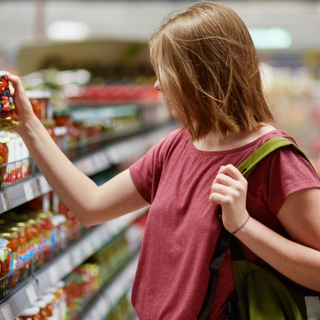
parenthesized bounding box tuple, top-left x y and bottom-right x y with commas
(4, 72, 37, 130)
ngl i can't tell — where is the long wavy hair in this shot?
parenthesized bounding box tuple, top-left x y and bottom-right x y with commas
(149, 1, 274, 140)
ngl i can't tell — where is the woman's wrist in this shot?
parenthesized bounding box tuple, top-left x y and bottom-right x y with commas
(15, 115, 42, 139)
(230, 214, 250, 235)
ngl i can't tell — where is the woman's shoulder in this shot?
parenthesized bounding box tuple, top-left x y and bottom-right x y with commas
(156, 127, 189, 149)
(256, 129, 298, 146)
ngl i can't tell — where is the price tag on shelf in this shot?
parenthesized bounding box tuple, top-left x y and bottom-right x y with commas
(30, 179, 41, 198)
(90, 308, 100, 320)
(90, 235, 99, 252)
(26, 284, 38, 304)
(70, 248, 82, 267)
(81, 240, 92, 258)
(38, 176, 51, 194)
(59, 256, 72, 275)
(0, 304, 14, 320)
(96, 298, 108, 318)
(49, 266, 59, 284)
(23, 181, 34, 201)
(103, 298, 111, 315)
(0, 191, 10, 212)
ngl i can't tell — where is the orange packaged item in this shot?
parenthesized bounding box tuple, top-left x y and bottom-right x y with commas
(0, 225, 27, 280)
(44, 288, 60, 319)
(0, 136, 9, 164)
(0, 71, 19, 131)
(0, 231, 19, 287)
(25, 91, 52, 120)
(33, 300, 48, 320)
(36, 212, 54, 262)
(0, 135, 9, 186)
(53, 109, 72, 127)
(41, 293, 55, 317)
(19, 306, 41, 320)
(58, 201, 80, 239)
(14, 221, 34, 260)
(29, 218, 44, 269)
(0, 238, 10, 279)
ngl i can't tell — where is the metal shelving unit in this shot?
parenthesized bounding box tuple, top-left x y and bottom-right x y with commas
(80, 254, 139, 320)
(0, 122, 177, 214)
(0, 121, 176, 320)
(0, 208, 147, 320)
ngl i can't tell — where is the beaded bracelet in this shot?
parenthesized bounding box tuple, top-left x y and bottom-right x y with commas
(231, 215, 250, 235)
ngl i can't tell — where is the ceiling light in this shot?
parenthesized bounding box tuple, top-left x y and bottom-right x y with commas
(249, 27, 292, 49)
(47, 21, 89, 41)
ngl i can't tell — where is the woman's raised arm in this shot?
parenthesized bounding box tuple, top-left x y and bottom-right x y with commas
(6, 72, 149, 226)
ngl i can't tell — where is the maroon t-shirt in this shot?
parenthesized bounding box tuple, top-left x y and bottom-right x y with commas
(129, 128, 320, 320)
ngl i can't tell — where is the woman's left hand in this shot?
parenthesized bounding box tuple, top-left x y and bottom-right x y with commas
(209, 164, 249, 234)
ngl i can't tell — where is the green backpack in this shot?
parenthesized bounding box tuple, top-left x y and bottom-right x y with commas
(198, 137, 320, 320)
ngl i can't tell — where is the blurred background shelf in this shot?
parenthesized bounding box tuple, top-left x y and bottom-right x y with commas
(0, 207, 147, 320)
(1, 1, 320, 319)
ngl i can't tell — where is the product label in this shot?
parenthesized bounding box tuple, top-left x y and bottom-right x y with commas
(34, 236, 44, 253)
(12, 251, 18, 270)
(43, 230, 54, 247)
(27, 240, 35, 259)
(9, 252, 13, 271)
(0, 87, 15, 113)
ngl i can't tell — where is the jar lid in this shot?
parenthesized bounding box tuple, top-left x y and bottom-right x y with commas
(35, 217, 42, 224)
(37, 212, 53, 220)
(10, 214, 30, 222)
(20, 306, 40, 316)
(28, 219, 38, 226)
(41, 293, 55, 303)
(0, 225, 24, 233)
(0, 231, 18, 238)
(33, 299, 47, 309)
(4, 221, 25, 228)
(25, 90, 52, 99)
(0, 71, 6, 78)
(15, 221, 31, 228)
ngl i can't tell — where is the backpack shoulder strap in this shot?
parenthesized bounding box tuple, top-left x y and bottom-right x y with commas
(238, 136, 317, 179)
(198, 136, 317, 320)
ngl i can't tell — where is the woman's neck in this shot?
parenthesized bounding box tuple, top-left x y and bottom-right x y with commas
(192, 124, 276, 152)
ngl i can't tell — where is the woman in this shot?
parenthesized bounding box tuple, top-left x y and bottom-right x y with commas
(7, 2, 320, 319)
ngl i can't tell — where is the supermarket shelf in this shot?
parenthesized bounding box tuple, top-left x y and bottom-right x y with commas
(80, 253, 139, 320)
(0, 122, 177, 214)
(0, 174, 49, 214)
(73, 122, 177, 176)
(0, 207, 148, 320)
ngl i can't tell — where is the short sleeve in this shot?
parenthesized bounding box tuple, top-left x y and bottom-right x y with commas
(129, 130, 180, 204)
(266, 146, 320, 214)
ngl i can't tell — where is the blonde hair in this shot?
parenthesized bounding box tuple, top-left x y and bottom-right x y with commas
(149, 1, 274, 140)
